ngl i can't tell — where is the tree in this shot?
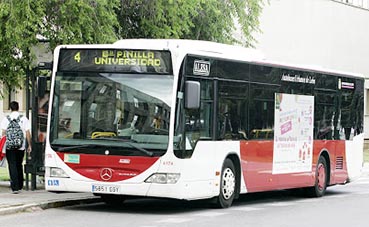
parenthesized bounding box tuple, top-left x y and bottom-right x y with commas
(41, 0, 119, 49)
(117, 0, 264, 47)
(190, 0, 264, 46)
(0, 0, 264, 90)
(0, 0, 119, 91)
(0, 0, 44, 91)
(118, 0, 197, 39)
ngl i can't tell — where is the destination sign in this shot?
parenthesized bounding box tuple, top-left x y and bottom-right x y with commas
(58, 49, 172, 74)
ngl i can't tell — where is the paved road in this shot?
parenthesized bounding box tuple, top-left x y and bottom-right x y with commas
(0, 167, 368, 227)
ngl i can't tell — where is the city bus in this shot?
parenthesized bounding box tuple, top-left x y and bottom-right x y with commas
(44, 39, 364, 208)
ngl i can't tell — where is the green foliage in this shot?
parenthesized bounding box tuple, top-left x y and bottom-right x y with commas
(118, 0, 198, 39)
(117, 0, 263, 47)
(0, 0, 264, 90)
(365, 147, 369, 163)
(0, 0, 42, 91)
(0, 0, 119, 91)
(41, 0, 119, 49)
(0, 166, 9, 181)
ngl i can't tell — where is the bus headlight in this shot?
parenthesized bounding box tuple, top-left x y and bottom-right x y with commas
(145, 173, 180, 184)
(47, 167, 70, 178)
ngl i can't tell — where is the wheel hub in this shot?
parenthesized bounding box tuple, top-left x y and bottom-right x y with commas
(222, 168, 235, 199)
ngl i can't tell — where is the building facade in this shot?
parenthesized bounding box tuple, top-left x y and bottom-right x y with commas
(254, 0, 369, 138)
(0, 86, 27, 122)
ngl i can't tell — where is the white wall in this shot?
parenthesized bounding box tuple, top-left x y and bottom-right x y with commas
(254, 0, 369, 138)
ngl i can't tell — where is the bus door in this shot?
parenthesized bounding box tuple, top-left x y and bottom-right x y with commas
(242, 83, 280, 192)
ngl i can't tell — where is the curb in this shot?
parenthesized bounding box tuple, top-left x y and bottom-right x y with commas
(0, 197, 101, 215)
(39, 197, 101, 210)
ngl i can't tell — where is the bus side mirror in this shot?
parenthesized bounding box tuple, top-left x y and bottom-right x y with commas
(37, 76, 47, 98)
(185, 81, 200, 109)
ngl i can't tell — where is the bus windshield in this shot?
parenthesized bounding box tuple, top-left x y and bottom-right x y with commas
(50, 49, 173, 156)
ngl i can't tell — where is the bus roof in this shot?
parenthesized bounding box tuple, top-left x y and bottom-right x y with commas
(113, 38, 265, 62)
(113, 39, 364, 79)
(57, 39, 365, 79)
(253, 59, 365, 79)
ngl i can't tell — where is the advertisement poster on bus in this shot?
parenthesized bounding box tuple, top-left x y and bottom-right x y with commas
(273, 93, 314, 174)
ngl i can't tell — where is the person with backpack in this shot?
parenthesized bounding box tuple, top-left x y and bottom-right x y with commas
(1, 101, 32, 194)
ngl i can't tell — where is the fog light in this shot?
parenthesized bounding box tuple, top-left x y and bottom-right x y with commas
(145, 173, 180, 184)
(47, 167, 70, 178)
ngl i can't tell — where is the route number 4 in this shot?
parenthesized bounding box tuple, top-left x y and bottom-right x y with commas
(74, 52, 81, 63)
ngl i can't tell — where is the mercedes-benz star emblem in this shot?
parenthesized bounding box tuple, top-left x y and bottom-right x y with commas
(100, 168, 113, 181)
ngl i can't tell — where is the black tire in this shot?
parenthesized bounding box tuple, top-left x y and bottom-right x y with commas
(100, 194, 125, 207)
(214, 159, 236, 208)
(306, 156, 328, 197)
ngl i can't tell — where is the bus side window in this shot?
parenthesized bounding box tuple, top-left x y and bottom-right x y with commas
(217, 81, 248, 140)
(314, 91, 335, 140)
(249, 84, 277, 140)
(218, 104, 233, 140)
(250, 129, 274, 140)
(184, 79, 214, 147)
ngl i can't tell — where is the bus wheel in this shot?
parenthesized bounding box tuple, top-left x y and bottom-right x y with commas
(100, 194, 125, 207)
(215, 159, 236, 208)
(306, 156, 328, 197)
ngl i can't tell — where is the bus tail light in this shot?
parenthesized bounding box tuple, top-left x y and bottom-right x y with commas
(145, 173, 180, 184)
(47, 167, 70, 178)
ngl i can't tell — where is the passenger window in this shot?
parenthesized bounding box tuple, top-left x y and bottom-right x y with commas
(314, 91, 336, 140)
(184, 79, 214, 146)
(249, 84, 278, 140)
(217, 81, 248, 140)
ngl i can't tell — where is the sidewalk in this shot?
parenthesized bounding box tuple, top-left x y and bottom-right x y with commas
(0, 181, 100, 215)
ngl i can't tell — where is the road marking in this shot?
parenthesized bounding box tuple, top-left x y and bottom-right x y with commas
(326, 194, 348, 199)
(194, 211, 227, 217)
(265, 202, 295, 207)
(231, 206, 264, 212)
(295, 199, 318, 203)
(156, 217, 192, 224)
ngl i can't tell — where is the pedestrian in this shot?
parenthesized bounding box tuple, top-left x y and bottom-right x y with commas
(1, 101, 32, 194)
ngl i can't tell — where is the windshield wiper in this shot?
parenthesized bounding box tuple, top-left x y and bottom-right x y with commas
(125, 141, 154, 157)
(53, 144, 100, 152)
(92, 138, 154, 157)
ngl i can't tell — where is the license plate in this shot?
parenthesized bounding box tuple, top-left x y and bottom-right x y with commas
(92, 184, 120, 194)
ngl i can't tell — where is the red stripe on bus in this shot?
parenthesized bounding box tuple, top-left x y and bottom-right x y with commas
(240, 140, 347, 192)
(56, 152, 159, 182)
